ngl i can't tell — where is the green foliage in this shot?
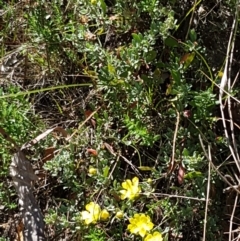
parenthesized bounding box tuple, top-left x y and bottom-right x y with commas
(0, 86, 38, 209)
(1, 0, 235, 240)
(84, 228, 107, 241)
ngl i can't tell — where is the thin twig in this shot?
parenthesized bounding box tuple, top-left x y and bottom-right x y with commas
(227, 30, 240, 174)
(172, 105, 180, 162)
(185, 0, 197, 40)
(229, 194, 238, 241)
(67, 107, 100, 141)
(169, 104, 180, 173)
(219, 3, 240, 173)
(200, 70, 240, 105)
(199, 135, 240, 195)
(151, 192, 206, 202)
(120, 154, 142, 178)
(203, 145, 211, 241)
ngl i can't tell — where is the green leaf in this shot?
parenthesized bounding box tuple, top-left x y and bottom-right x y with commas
(164, 36, 179, 48)
(99, 0, 107, 15)
(132, 33, 143, 43)
(120, 71, 128, 78)
(189, 29, 197, 42)
(138, 166, 154, 171)
(180, 52, 195, 70)
(184, 171, 203, 179)
(166, 81, 173, 96)
(103, 166, 110, 177)
(141, 74, 150, 82)
(182, 148, 189, 156)
(146, 50, 157, 62)
(153, 68, 163, 82)
(110, 79, 124, 85)
(170, 69, 181, 83)
(108, 64, 116, 75)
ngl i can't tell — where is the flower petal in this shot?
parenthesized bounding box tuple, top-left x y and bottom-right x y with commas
(127, 223, 140, 234)
(81, 211, 90, 219)
(122, 179, 132, 189)
(153, 231, 163, 240)
(84, 202, 101, 223)
(86, 202, 99, 212)
(133, 213, 140, 219)
(120, 190, 128, 200)
(139, 227, 147, 237)
(144, 231, 163, 241)
(132, 177, 139, 186)
(81, 211, 94, 225)
(100, 209, 110, 220)
(120, 177, 141, 200)
(128, 213, 154, 237)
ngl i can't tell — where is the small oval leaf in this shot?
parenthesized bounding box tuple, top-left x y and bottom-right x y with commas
(138, 166, 154, 171)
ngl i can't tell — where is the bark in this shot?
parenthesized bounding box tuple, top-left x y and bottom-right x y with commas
(9, 151, 45, 241)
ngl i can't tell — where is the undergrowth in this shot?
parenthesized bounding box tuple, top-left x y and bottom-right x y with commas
(0, 0, 238, 240)
(0, 86, 40, 210)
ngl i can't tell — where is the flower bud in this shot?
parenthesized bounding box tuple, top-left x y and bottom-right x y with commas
(115, 211, 124, 219)
(100, 209, 110, 220)
(147, 178, 152, 184)
(88, 167, 97, 175)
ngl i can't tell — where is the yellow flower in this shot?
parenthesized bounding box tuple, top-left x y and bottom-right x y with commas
(81, 202, 109, 224)
(115, 211, 124, 219)
(127, 213, 154, 237)
(81, 202, 101, 225)
(88, 167, 97, 176)
(144, 231, 163, 241)
(120, 177, 141, 200)
(147, 178, 152, 184)
(100, 209, 110, 221)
